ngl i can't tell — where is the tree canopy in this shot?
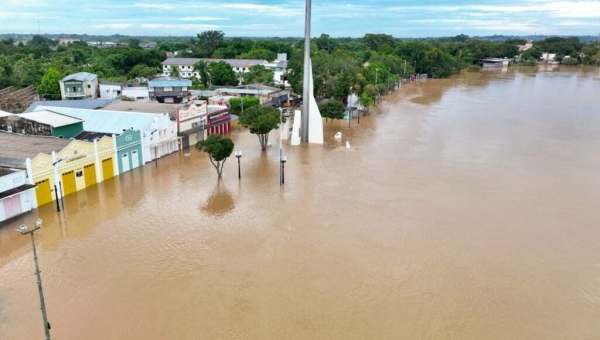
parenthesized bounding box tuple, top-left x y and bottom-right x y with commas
(195, 134, 234, 178)
(38, 67, 62, 100)
(238, 106, 282, 151)
(318, 100, 346, 123)
(229, 97, 260, 115)
(242, 65, 274, 86)
(209, 61, 237, 86)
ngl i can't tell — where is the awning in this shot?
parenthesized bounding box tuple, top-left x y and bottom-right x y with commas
(0, 184, 36, 200)
(180, 114, 238, 135)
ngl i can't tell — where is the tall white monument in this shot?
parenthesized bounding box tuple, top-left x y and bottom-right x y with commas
(290, 59, 323, 145)
(307, 59, 323, 144)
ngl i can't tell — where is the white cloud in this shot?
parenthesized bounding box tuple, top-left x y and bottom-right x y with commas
(93, 24, 134, 29)
(134, 3, 174, 9)
(180, 17, 230, 21)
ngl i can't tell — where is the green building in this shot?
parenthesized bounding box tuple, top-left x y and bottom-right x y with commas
(115, 129, 143, 174)
(60, 72, 99, 100)
(0, 110, 84, 138)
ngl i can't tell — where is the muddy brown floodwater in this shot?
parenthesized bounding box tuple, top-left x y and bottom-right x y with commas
(1, 67, 600, 339)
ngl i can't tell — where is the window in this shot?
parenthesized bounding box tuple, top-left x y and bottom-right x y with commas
(88, 84, 91, 88)
(173, 86, 182, 92)
(154, 87, 164, 92)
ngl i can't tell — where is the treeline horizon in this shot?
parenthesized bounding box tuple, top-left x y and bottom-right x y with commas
(1, 31, 599, 106)
(1, 33, 599, 43)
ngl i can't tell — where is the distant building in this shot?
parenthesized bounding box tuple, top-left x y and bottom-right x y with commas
(161, 55, 289, 86)
(148, 77, 191, 104)
(100, 81, 124, 100)
(60, 72, 99, 100)
(99, 82, 151, 102)
(518, 40, 533, 52)
(139, 42, 157, 49)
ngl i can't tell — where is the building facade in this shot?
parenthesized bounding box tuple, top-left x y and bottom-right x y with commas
(60, 72, 99, 100)
(115, 129, 144, 174)
(0, 168, 37, 222)
(148, 77, 191, 104)
(161, 57, 289, 86)
(35, 106, 179, 164)
(28, 137, 116, 206)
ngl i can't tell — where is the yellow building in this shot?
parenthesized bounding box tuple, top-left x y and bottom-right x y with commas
(29, 136, 117, 206)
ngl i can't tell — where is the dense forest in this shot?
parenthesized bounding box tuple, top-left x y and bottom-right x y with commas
(1, 32, 598, 104)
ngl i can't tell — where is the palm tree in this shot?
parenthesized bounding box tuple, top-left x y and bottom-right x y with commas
(169, 65, 180, 78)
(194, 60, 210, 88)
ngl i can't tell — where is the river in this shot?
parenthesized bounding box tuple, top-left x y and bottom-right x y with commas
(1, 67, 600, 339)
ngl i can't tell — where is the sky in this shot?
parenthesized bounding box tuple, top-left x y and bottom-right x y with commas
(1, 0, 599, 38)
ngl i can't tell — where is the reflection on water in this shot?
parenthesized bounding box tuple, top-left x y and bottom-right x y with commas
(1, 68, 600, 340)
(200, 181, 235, 217)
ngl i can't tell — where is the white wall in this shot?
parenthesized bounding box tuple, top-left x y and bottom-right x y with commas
(122, 87, 150, 102)
(0, 170, 27, 194)
(100, 84, 123, 99)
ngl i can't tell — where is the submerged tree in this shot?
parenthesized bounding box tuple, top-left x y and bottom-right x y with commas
(238, 106, 282, 151)
(195, 134, 234, 178)
(318, 100, 346, 123)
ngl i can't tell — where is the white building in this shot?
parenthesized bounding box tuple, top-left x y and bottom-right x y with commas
(100, 82, 151, 102)
(122, 87, 151, 102)
(35, 106, 179, 163)
(100, 82, 124, 100)
(0, 168, 37, 222)
(161, 55, 289, 86)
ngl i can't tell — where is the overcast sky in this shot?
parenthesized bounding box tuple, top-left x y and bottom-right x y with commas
(1, 0, 599, 38)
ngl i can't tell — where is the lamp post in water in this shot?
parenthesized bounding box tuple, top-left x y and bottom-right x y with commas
(235, 151, 242, 179)
(280, 156, 287, 184)
(16, 219, 51, 340)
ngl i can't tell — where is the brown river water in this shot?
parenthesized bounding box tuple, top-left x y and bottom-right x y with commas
(1, 67, 600, 339)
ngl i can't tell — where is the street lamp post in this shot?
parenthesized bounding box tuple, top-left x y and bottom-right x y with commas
(235, 151, 242, 179)
(280, 156, 287, 184)
(375, 68, 379, 86)
(17, 219, 51, 340)
(278, 106, 283, 185)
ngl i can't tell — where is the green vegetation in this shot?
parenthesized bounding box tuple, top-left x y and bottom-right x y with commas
(228, 97, 260, 115)
(195, 134, 235, 178)
(318, 100, 346, 123)
(0, 32, 598, 101)
(238, 106, 282, 151)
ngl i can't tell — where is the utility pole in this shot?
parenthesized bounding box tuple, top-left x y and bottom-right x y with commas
(403, 60, 406, 75)
(375, 69, 379, 86)
(17, 220, 51, 340)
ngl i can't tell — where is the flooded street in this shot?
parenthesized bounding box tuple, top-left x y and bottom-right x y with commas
(2, 67, 600, 339)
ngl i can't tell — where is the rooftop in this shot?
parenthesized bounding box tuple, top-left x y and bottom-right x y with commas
(0, 131, 72, 169)
(101, 101, 177, 119)
(162, 58, 268, 68)
(62, 72, 98, 82)
(25, 99, 118, 113)
(35, 106, 162, 135)
(20, 110, 83, 127)
(148, 77, 192, 87)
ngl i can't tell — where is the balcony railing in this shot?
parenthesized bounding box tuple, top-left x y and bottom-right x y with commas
(64, 92, 85, 98)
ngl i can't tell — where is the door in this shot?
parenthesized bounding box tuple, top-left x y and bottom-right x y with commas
(62, 170, 76, 196)
(131, 150, 139, 169)
(181, 135, 189, 149)
(121, 153, 130, 173)
(35, 179, 52, 206)
(84, 163, 97, 186)
(102, 158, 114, 180)
(3, 195, 23, 219)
